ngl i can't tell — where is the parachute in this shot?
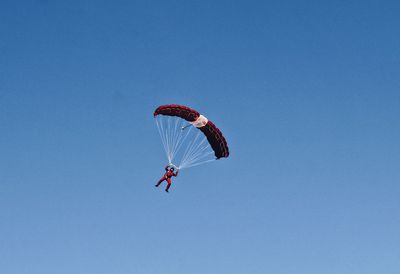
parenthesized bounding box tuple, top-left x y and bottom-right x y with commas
(154, 104, 229, 169)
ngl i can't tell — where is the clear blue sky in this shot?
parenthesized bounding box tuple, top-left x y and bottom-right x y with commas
(1, 1, 399, 273)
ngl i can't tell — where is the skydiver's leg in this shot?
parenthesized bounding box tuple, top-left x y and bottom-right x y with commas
(155, 177, 166, 187)
(165, 178, 171, 192)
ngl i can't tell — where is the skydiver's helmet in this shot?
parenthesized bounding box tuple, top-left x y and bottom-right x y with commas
(170, 167, 175, 171)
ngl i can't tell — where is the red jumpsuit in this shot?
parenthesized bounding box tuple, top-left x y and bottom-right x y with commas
(155, 165, 179, 192)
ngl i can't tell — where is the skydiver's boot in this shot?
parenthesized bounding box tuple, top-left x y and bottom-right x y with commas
(165, 184, 171, 193)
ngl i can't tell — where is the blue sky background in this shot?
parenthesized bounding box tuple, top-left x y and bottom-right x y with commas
(1, 1, 400, 273)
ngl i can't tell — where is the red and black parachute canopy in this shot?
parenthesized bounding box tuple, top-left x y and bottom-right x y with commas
(154, 104, 229, 159)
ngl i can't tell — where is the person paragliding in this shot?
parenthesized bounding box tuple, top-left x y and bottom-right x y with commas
(155, 164, 179, 192)
(153, 104, 229, 193)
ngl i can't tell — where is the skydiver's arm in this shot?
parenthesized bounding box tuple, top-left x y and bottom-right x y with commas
(174, 170, 179, 177)
(165, 165, 169, 171)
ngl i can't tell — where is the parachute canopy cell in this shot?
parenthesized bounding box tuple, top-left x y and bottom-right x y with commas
(154, 104, 229, 159)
